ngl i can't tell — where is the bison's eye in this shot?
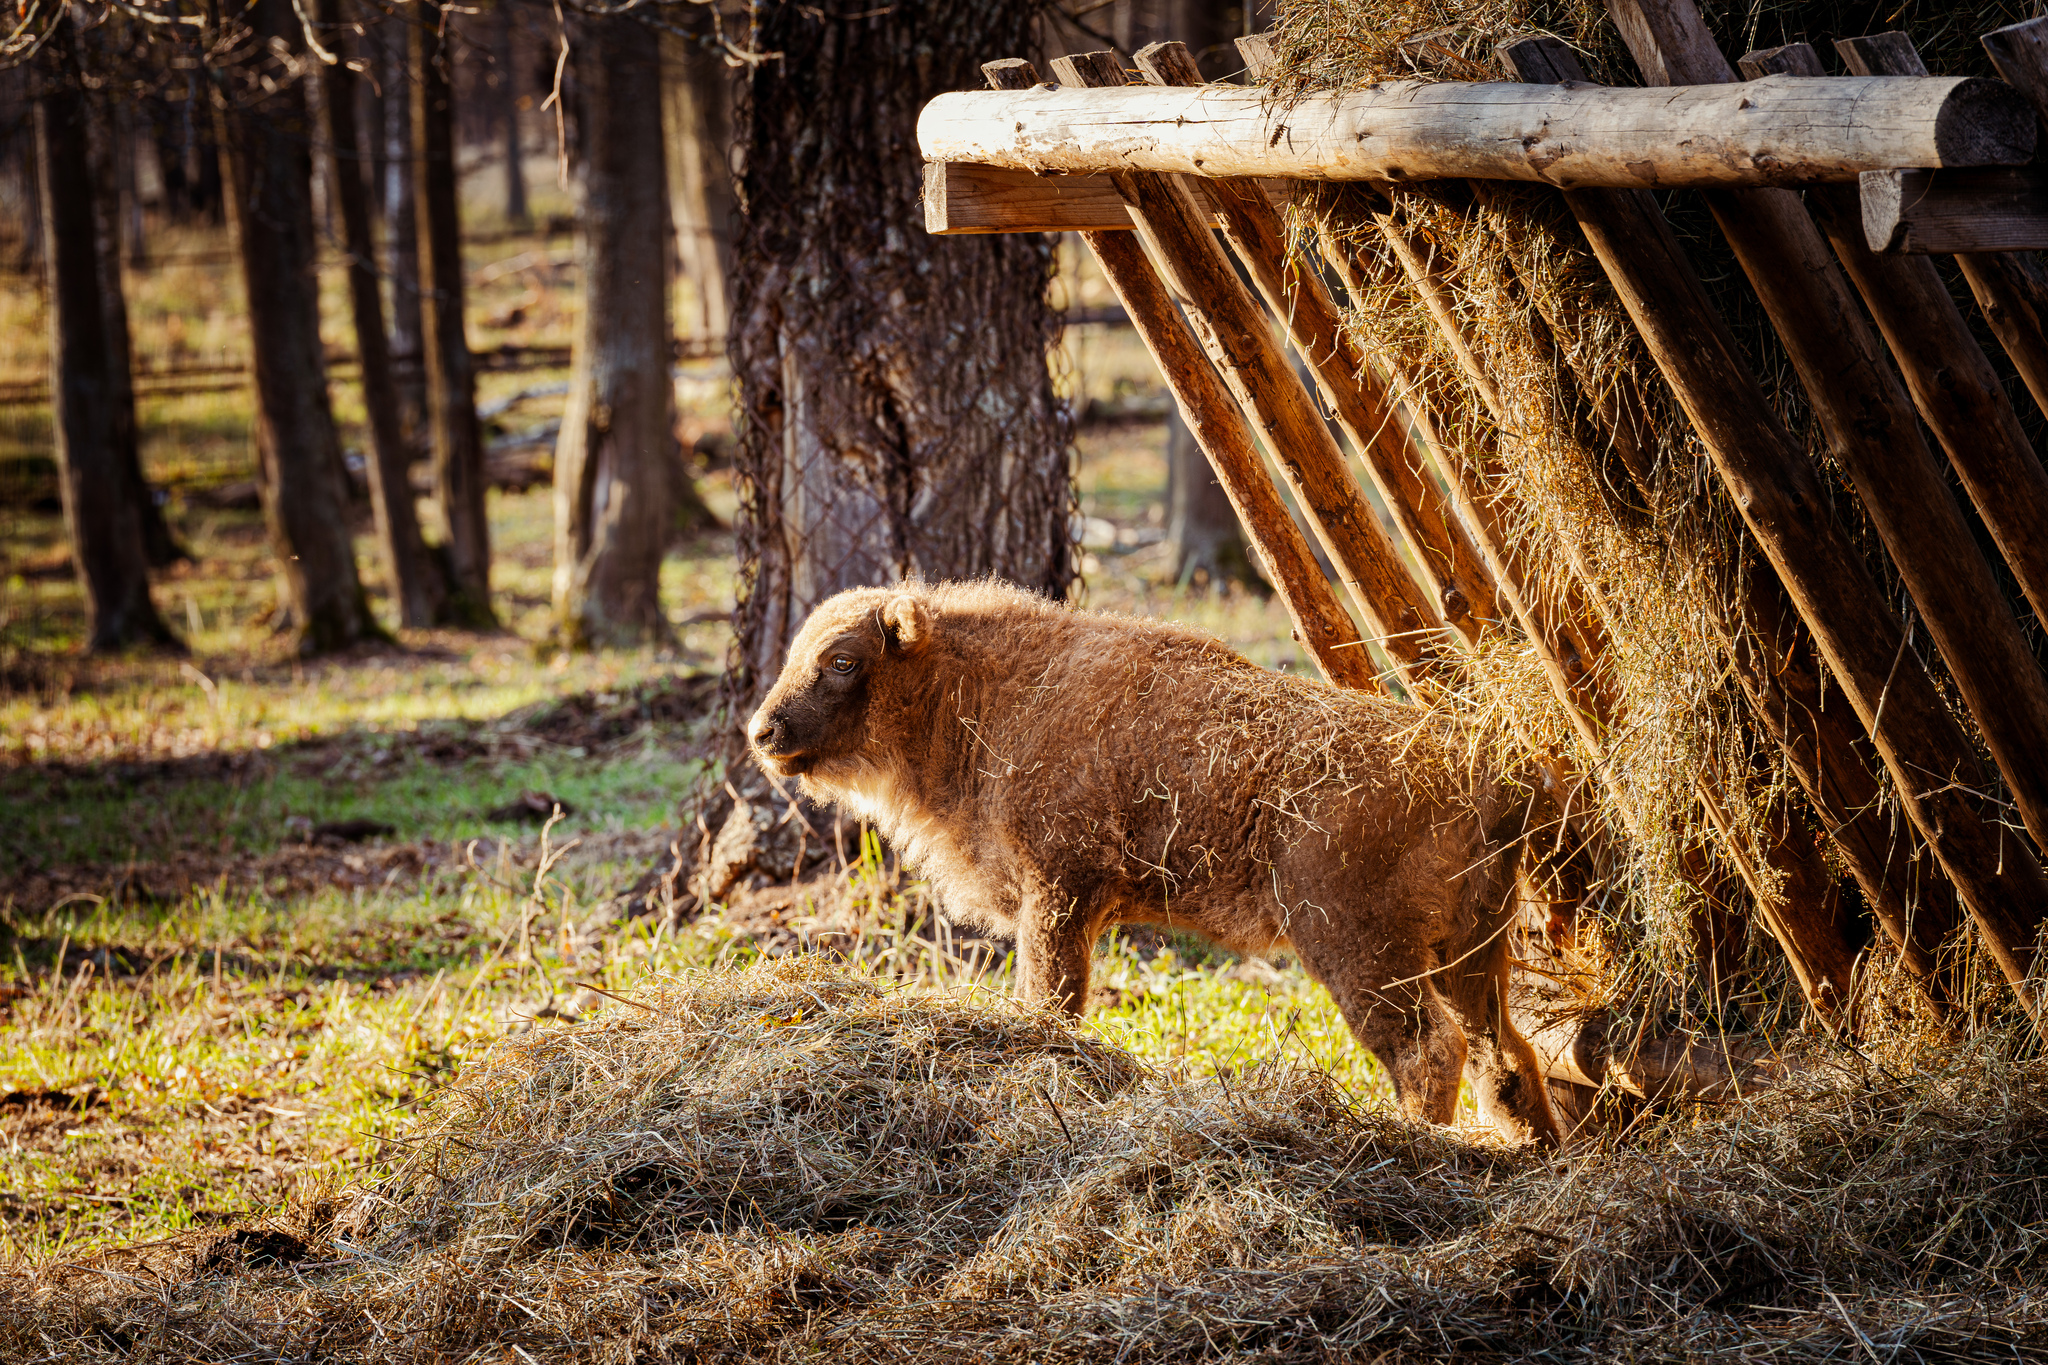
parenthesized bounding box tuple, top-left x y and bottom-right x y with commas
(829, 655, 857, 675)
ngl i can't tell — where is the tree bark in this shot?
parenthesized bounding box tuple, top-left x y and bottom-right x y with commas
(728, 2, 1075, 705)
(323, 0, 448, 630)
(220, 0, 383, 655)
(552, 10, 675, 646)
(917, 74, 2032, 189)
(84, 77, 183, 570)
(36, 24, 179, 655)
(662, 27, 735, 345)
(380, 15, 428, 454)
(495, 0, 528, 228)
(415, 0, 496, 626)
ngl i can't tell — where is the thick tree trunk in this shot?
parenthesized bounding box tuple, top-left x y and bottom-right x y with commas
(728, 0, 1075, 704)
(552, 11, 675, 647)
(84, 81, 183, 570)
(324, 0, 448, 629)
(662, 28, 736, 345)
(380, 17, 428, 451)
(36, 31, 179, 655)
(221, 0, 383, 655)
(415, 0, 496, 626)
(495, 0, 528, 228)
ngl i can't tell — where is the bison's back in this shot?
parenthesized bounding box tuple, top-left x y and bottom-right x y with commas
(946, 600, 1498, 891)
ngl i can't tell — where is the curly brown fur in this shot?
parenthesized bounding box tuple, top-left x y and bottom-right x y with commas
(749, 580, 1562, 1145)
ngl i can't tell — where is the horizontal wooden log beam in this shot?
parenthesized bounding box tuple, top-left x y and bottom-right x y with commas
(921, 161, 1298, 234)
(1862, 166, 2048, 253)
(917, 75, 2033, 191)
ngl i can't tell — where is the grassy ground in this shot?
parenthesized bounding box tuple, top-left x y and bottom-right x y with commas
(0, 218, 1382, 1263)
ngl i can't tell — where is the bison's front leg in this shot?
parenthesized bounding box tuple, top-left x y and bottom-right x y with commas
(1015, 888, 1099, 1016)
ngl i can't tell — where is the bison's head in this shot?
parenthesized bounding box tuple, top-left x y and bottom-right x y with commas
(748, 587, 933, 781)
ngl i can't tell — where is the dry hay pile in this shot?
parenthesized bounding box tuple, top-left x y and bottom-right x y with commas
(1264, 0, 2042, 1022)
(6, 957, 2048, 1362)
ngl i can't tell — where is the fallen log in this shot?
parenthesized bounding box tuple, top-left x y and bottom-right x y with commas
(916, 74, 2032, 191)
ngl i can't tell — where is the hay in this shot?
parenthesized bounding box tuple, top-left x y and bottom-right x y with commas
(1259, 0, 2045, 1034)
(6, 958, 2048, 1361)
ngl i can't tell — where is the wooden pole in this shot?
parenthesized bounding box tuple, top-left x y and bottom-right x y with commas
(979, 59, 1376, 694)
(1489, 45, 1959, 1009)
(1048, 50, 1453, 695)
(1519, 19, 2048, 1009)
(916, 74, 2032, 189)
(1972, 21, 2048, 423)
(1130, 41, 1497, 642)
(1607, 0, 2048, 866)
(1742, 40, 2048, 635)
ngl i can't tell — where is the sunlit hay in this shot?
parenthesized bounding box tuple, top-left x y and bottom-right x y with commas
(1258, 0, 2022, 1035)
(12, 959, 2048, 1362)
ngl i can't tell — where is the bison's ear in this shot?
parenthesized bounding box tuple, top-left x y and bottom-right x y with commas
(880, 593, 932, 655)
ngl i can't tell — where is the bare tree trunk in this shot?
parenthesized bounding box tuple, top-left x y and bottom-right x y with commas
(729, 0, 1075, 704)
(221, 0, 384, 654)
(415, 0, 496, 626)
(36, 23, 178, 654)
(552, 10, 674, 646)
(380, 16, 428, 451)
(84, 80, 184, 570)
(1165, 405, 1264, 589)
(663, 27, 735, 344)
(324, 0, 448, 629)
(495, 0, 528, 227)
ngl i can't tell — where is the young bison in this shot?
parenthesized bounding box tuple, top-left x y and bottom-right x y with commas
(749, 580, 1562, 1145)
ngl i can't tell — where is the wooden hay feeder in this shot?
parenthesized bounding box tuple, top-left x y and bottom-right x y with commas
(916, 0, 2048, 1098)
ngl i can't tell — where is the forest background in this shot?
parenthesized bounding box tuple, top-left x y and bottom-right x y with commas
(0, 0, 1343, 1262)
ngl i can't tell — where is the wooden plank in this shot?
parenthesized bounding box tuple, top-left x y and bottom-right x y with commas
(922, 162, 1136, 234)
(1132, 40, 1498, 642)
(916, 74, 2033, 191)
(1585, 0, 2048, 1010)
(919, 160, 1301, 235)
(1048, 50, 1454, 695)
(1860, 167, 2048, 254)
(976, 59, 1377, 694)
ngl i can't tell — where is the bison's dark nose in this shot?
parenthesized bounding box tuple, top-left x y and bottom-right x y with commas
(753, 715, 786, 753)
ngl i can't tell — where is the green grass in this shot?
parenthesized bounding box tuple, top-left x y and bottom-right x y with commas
(0, 192, 1379, 1269)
